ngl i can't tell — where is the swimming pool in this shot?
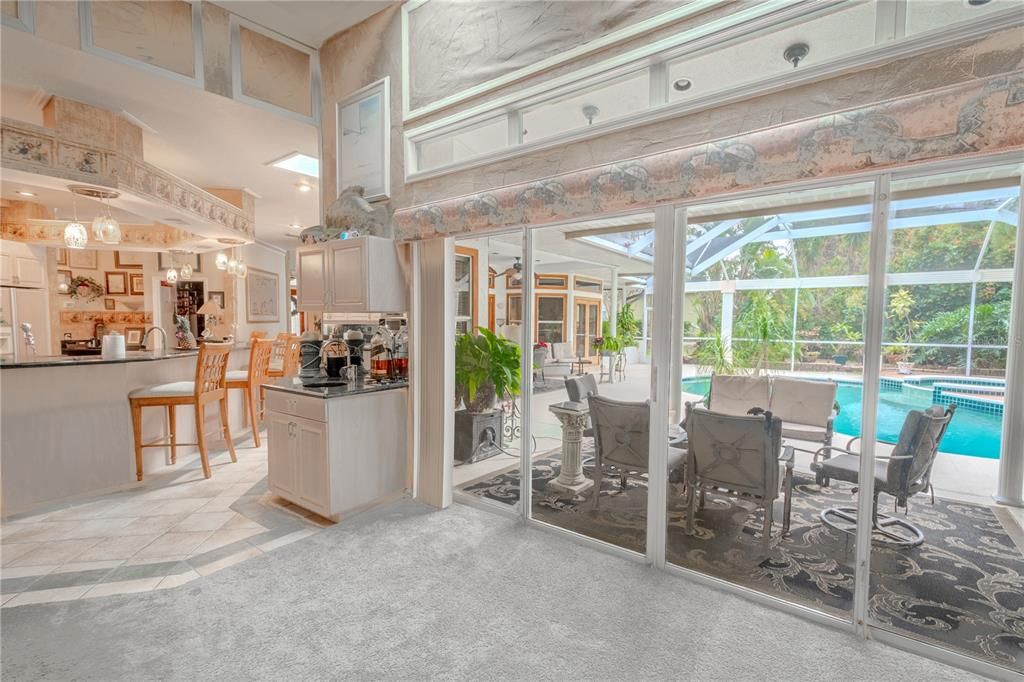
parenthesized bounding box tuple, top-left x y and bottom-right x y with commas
(680, 376, 1003, 459)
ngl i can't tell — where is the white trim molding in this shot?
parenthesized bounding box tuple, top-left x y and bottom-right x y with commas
(79, 0, 205, 90)
(229, 13, 318, 126)
(334, 77, 391, 204)
(402, 3, 1022, 184)
(400, 0, 733, 122)
(1, 0, 34, 33)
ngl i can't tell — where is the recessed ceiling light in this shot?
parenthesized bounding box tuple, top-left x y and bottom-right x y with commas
(269, 151, 319, 178)
(967, 0, 991, 5)
(288, 223, 303, 230)
(672, 78, 693, 92)
(16, 190, 36, 197)
(297, 183, 313, 193)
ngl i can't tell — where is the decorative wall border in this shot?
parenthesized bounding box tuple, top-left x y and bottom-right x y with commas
(1, 118, 254, 241)
(394, 72, 1024, 241)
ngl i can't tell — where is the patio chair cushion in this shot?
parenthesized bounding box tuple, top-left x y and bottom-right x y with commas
(769, 377, 836, 429)
(129, 381, 195, 398)
(550, 342, 574, 362)
(708, 375, 770, 416)
(565, 373, 599, 402)
(781, 421, 829, 442)
(819, 453, 888, 489)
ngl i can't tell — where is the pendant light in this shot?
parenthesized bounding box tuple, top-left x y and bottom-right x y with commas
(164, 251, 179, 283)
(98, 198, 121, 245)
(227, 247, 239, 275)
(64, 194, 87, 249)
(215, 252, 228, 270)
(237, 260, 247, 279)
(180, 259, 193, 281)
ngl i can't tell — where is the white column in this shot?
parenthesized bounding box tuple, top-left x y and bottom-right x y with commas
(996, 174, 1024, 507)
(721, 284, 735, 364)
(519, 227, 535, 522)
(670, 208, 687, 420)
(640, 289, 650, 357)
(609, 267, 619, 335)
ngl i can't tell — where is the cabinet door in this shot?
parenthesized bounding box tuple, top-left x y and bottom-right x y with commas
(0, 253, 11, 286)
(296, 248, 328, 311)
(266, 412, 297, 497)
(294, 417, 329, 514)
(328, 241, 366, 311)
(13, 255, 43, 288)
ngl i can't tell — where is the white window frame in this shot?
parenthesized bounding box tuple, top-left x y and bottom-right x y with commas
(403, 2, 1019, 183)
(1, 0, 34, 33)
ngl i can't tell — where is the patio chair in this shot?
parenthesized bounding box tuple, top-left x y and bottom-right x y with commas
(706, 374, 771, 416)
(683, 403, 792, 553)
(564, 373, 599, 438)
(812, 404, 955, 548)
(588, 395, 686, 509)
(533, 346, 549, 382)
(768, 376, 837, 471)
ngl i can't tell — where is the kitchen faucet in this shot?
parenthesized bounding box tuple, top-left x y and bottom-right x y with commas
(140, 326, 167, 352)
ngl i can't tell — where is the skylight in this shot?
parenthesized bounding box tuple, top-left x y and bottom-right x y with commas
(269, 152, 319, 178)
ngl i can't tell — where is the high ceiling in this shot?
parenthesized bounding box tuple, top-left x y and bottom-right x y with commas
(1, 27, 320, 249)
(212, 1, 395, 47)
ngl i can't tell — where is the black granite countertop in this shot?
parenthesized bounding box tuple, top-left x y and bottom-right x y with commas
(0, 343, 251, 368)
(264, 375, 409, 399)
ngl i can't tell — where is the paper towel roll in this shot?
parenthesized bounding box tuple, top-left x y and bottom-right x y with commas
(102, 331, 126, 360)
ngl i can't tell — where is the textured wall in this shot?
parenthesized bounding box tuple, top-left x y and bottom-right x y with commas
(91, 0, 196, 78)
(239, 25, 311, 117)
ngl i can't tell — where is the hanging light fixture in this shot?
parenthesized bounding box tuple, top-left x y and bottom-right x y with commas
(64, 193, 87, 249)
(227, 247, 239, 275)
(180, 259, 193, 281)
(237, 260, 247, 279)
(98, 198, 121, 245)
(164, 251, 179, 283)
(215, 252, 228, 270)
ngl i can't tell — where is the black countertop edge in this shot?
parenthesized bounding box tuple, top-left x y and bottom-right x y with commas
(264, 376, 409, 399)
(0, 343, 251, 369)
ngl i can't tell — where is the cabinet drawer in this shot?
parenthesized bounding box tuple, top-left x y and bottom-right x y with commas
(265, 389, 327, 422)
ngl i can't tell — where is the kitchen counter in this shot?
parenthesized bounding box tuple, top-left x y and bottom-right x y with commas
(0, 343, 251, 368)
(264, 375, 409, 399)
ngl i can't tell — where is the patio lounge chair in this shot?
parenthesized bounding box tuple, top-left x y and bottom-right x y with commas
(588, 395, 686, 509)
(706, 374, 770, 416)
(683, 402, 793, 553)
(564, 373, 599, 438)
(768, 376, 837, 465)
(812, 404, 955, 548)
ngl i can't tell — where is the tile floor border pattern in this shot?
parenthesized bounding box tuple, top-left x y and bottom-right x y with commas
(1, 440, 331, 607)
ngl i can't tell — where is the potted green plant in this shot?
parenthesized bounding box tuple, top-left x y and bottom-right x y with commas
(616, 304, 642, 362)
(455, 327, 521, 413)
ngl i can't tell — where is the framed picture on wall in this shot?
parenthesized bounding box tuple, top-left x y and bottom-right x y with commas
(56, 248, 68, 266)
(124, 327, 144, 348)
(114, 251, 145, 269)
(104, 298, 116, 310)
(245, 268, 280, 323)
(336, 76, 390, 202)
(105, 271, 128, 295)
(68, 250, 98, 269)
(128, 273, 145, 296)
(208, 290, 225, 308)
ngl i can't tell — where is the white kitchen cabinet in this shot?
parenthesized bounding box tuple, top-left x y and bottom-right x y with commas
(265, 385, 408, 520)
(0, 241, 45, 288)
(296, 236, 406, 314)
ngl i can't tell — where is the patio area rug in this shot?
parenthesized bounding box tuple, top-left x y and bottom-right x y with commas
(459, 448, 1024, 672)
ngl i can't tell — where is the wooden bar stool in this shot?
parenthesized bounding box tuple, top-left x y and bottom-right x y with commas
(266, 333, 300, 379)
(225, 339, 273, 447)
(128, 342, 236, 481)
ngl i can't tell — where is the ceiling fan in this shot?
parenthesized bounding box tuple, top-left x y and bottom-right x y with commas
(499, 256, 523, 282)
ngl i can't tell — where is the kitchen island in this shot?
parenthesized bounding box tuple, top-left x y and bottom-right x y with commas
(264, 376, 409, 521)
(0, 346, 250, 517)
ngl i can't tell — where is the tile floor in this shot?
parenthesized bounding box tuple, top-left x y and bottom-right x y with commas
(1, 436, 331, 607)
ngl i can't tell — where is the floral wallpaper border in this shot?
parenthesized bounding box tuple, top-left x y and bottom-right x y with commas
(60, 311, 153, 325)
(394, 72, 1024, 241)
(1, 118, 254, 241)
(0, 221, 198, 249)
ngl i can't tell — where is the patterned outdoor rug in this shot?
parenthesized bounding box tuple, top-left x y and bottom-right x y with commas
(459, 449, 1024, 672)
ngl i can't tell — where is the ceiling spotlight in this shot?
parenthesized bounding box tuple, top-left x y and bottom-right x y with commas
(966, 0, 991, 5)
(582, 104, 600, 125)
(784, 42, 810, 68)
(672, 78, 693, 92)
(15, 190, 36, 197)
(288, 223, 303, 230)
(297, 183, 313, 193)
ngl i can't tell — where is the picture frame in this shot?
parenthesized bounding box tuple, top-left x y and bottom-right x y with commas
(68, 250, 98, 270)
(128, 273, 145, 296)
(124, 326, 144, 348)
(104, 298, 116, 310)
(336, 76, 390, 202)
(56, 248, 68, 266)
(158, 253, 200, 272)
(245, 268, 280, 323)
(57, 269, 72, 293)
(114, 251, 145, 269)
(105, 271, 128, 295)
(208, 290, 225, 309)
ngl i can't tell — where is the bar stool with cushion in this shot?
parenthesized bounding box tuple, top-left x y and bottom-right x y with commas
(225, 338, 273, 447)
(266, 333, 301, 379)
(128, 342, 237, 480)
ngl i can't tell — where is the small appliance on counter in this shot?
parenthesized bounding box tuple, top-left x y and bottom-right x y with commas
(101, 331, 126, 360)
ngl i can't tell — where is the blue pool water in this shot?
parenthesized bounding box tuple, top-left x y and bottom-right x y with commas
(680, 376, 1002, 459)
